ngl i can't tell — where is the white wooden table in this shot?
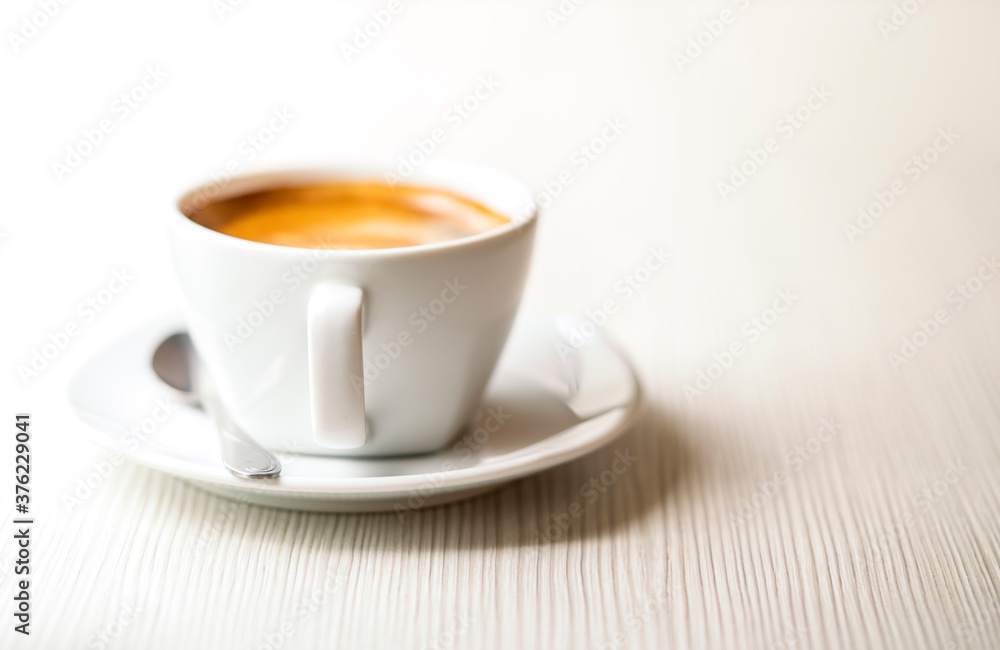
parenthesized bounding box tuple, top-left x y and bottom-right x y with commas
(3, 1, 1000, 648)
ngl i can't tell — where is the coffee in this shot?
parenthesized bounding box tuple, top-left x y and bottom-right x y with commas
(185, 180, 510, 250)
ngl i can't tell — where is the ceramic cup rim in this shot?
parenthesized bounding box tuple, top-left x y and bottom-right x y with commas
(172, 159, 539, 259)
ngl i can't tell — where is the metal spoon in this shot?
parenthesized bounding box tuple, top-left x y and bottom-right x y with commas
(152, 332, 282, 479)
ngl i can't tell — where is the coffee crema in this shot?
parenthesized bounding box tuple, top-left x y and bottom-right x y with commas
(185, 180, 510, 250)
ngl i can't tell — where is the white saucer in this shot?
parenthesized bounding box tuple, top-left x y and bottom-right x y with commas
(67, 312, 640, 512)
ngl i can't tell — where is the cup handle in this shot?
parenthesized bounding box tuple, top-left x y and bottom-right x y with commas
(307, 283, 367, 449)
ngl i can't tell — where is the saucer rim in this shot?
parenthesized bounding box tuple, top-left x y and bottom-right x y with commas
(179, 402, 639, 498)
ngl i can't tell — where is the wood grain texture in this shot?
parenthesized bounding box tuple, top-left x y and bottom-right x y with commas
(4, 2, 1000, 649)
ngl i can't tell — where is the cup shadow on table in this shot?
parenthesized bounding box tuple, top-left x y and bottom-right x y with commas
(176, 402, 693, 554)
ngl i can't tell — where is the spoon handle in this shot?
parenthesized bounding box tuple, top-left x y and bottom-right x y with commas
(198, 368, 282, 479)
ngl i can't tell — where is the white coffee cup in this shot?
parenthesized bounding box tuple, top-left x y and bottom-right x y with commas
(168, 160, 537, 457)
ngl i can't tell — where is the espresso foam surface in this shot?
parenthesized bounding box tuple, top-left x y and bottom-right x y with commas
(188, 181, 510, 250)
